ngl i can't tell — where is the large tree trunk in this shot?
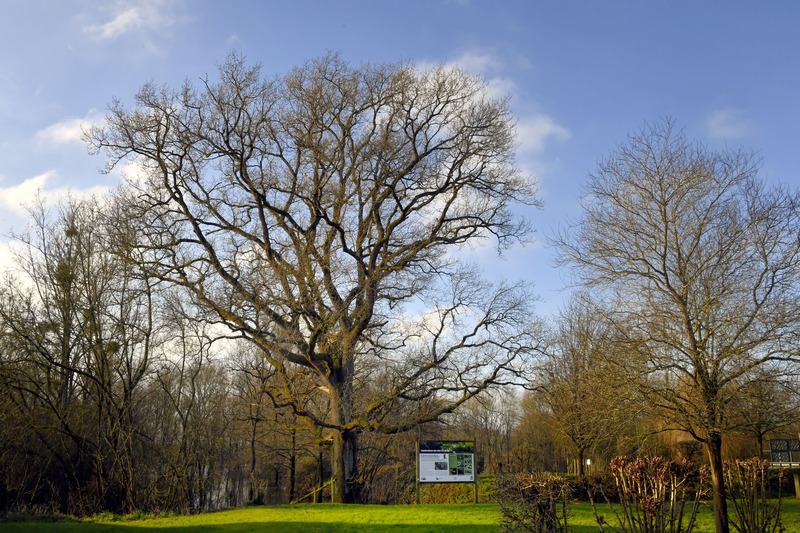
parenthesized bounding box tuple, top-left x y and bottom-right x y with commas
(315, 448, 324, 503)
(332, 427, 360, 503)
(706, 432, 730, 533)
(329, 365, 360, 503)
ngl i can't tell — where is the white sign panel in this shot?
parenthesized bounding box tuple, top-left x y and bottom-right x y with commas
(418, 440, 475, 483)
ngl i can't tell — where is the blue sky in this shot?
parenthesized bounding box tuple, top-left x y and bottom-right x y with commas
(1, 0, 799, 316)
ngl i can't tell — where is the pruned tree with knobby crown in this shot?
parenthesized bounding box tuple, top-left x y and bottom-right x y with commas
(87, 53, 543, 503)
(552, 119, 800, 533)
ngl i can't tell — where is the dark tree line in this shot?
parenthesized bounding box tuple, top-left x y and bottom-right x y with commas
(0, 191, 529, 513)
(0, 197, 321, 514)
(0, 195, 797, 516)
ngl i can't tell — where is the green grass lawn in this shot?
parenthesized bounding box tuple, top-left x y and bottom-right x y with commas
(3, 499, 799, 532)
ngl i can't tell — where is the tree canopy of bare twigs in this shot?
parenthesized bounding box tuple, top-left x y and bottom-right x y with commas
(535, 293, 640, 478)
(87, 53, 544, 502)
(0, 197, 161, 513)
(551, 119, 800, 533)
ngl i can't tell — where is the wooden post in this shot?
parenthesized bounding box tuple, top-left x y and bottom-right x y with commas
(474, 437, 478, 504)
(794, 473, 800, 500)
(416, 441, 421, 504)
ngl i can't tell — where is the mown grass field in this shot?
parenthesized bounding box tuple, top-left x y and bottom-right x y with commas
(3, 500, 799, 532)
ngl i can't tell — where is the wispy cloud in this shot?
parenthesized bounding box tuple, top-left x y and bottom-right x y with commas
(516, 115, 571, 153)
(0, 172, 52, 215)
(443, 50, 570, 152)
(82, 0, 177, 40)
(451, 51, 501, 74)
(706, 109, 755, 141)
(36, 112, 102, 146)
(0, 171, 110, 216)
(446, 51, 516, 99)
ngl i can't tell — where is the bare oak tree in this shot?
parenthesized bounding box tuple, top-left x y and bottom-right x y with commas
(552, 119, 800, 533)
(87, 53, 542, 502)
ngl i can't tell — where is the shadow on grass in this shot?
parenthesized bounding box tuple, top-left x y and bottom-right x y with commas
(0, 521, 501, 533)
(7, 499, 798, 532)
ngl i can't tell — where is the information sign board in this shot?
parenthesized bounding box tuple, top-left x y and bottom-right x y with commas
(418, 440, 475, 483)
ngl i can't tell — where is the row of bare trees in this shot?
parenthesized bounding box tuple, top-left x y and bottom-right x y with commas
(0, 193, 527, 513)
(0, 198, 332, 514)
(548, 119, 800, 533)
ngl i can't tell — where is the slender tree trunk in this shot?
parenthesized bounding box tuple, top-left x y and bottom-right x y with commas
(248, 418, 258, 503)
(576, 447, 585, 479)
(289, 427, 297, 502)
(706, 432, 730, 533)
(316, 448, 324, 503)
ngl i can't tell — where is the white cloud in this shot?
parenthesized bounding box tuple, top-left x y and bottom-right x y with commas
(0, 172, 52, 215)
(116, 159, 152, 185)
(440, 50, 570, 152)
(413, 50, 517, 102)
(483, 76, 518, 101)
(36, 119, 83, 145)
(516, 115, 571, 153)
(706, 109, 755, 140)
(0, 171, 110, 216)
(36, 112, 102, 146)
(451, 51, 501, 74)
(0, 242, 16, 275)
(83, 0, 176, 40)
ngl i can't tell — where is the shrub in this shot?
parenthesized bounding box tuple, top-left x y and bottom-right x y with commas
(724, 458, 784, 533)
(494, 472, 571, 532)
(415, 474, 495, 504)
(590, 455, 707, 533)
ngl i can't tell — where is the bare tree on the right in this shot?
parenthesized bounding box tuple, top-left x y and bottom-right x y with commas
(552, 119, 800, 533)
(728, 365, 800, 458)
